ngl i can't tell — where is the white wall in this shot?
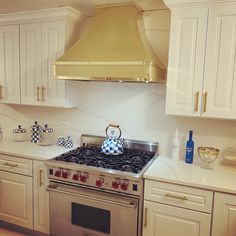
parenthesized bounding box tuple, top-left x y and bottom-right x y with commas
(1, 82, 236, 161)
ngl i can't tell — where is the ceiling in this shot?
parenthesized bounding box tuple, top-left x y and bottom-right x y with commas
(0, 0, 167, 14)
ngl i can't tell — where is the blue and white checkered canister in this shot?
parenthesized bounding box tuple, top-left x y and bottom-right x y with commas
(101, 137, 124, 155)
(57, 136, 66, 146)
(64, 136, 73, 148)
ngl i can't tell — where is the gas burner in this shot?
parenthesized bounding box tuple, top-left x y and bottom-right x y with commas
(56, 146, 155, 174)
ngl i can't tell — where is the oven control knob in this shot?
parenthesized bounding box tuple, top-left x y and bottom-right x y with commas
(54, 170, 61, 178)
(72, 173, 80, 181)
(80, 174, 88, 182)
(121, 182, 129, 191)
(96, 178, 104, 187)
(62, 171, 69, 179)
(112, 180, 120, 189)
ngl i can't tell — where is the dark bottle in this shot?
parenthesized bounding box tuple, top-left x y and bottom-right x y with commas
(185, 130, 194, 164)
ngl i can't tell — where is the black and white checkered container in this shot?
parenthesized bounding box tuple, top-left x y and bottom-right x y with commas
(31, 121, 41, 143)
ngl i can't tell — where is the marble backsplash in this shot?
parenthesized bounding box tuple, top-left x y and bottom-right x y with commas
(1, 82, 236, 161)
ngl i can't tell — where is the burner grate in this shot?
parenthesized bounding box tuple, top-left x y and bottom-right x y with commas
(56, 146, 155, 174)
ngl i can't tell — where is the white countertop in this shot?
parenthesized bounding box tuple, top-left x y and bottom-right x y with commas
(1, 139, 236, 194)
(144, 156, 236, 194)
(0, 139, 73, 161)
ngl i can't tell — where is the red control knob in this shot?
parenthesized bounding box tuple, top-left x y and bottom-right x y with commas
(112, 180, 120, 189)
(54, 170, 61, 177)
(62, 171, 69, 179)
(121, 182, 129, 191)
(80, 174, 88, 182)
(72, 173, 80, 181)
(96, 178, 104, 187)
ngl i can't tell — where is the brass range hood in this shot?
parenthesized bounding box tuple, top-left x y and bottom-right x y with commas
(55, 3, 166, 83)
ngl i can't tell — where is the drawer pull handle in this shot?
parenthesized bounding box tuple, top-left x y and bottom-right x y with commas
(144, 207, 148, 227)
(203, 92, 207, 113)
(194, 91, 199, 112)
(3, 162, 18, 167)
(39, 169, 43, 186)
(41, 86, 46, 102)
(37, 86, 40, 101)
(165, 193, 187, 201)
(0, 85, 3, 99)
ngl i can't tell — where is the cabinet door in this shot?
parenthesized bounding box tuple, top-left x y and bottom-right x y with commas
(0, 25, 20, 104)
(20, 23, 42, 105)
(143, 200, 211, 236)
(41, 21, 67, 106)
(0, 170, 33, 229)
(165, 8, 208, 116)
(203, 4, 236, 119)
(33, 160, 49, 234)
(212, 192, 236, 236)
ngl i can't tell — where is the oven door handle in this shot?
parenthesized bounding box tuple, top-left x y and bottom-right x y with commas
(47, 184, 137, 209)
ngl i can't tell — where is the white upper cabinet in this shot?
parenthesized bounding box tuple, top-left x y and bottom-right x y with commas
(0, 25, 20, 104)
(0, 7, 81, 108)
(165, 1, 236, 119)
(20, 23, 42, 105)
(165, 7, 208, 116)
(203, 5, 236, 119)
(20, 21, 70, 107)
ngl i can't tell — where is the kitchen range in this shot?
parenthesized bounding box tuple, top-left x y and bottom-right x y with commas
(45, 134, 158, 236)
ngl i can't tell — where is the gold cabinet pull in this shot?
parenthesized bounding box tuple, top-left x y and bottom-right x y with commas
(3, 162, 18, 167)
(203, 92, 207, 113)
(37, 86, 40, 101)
(165, 193, 187, 201)
(144, 207, 148, 227)
(194, 91, 199, 112)
(41, 86, 46, 102)
(0, 85, 3, 99)
(39, 169, 43, 187)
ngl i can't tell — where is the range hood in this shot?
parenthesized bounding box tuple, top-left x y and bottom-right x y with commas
(55, 3, 166, 83)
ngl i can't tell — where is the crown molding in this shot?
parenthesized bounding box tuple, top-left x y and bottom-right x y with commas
(163, 0, 236, 8)
(0, 6, 81, 25)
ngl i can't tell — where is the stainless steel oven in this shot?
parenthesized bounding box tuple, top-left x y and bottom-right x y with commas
(47, 182, 139, 236)
(45, 134, 158, 236)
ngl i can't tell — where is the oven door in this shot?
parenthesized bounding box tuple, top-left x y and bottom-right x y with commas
(47, 182, 139, 236)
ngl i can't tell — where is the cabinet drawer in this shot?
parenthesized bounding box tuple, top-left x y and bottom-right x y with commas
(144, 180, 213, 213)
(0, 154, 32, 176)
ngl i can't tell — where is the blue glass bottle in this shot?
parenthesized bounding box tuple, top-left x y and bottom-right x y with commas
(185, 130, 194, 164)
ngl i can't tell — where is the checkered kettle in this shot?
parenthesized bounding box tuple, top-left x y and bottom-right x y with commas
(101, 123, 124, 155)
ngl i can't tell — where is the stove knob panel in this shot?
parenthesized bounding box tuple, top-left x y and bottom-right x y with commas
(120, 181, 129, 191)
(80, 174, 88, 182)
(96, 178, 104, 187)
(54, 170, 62, 178)
(112, 180, 120, 189)
(72, 173, 80, 181)
(62, 171, 69, 179)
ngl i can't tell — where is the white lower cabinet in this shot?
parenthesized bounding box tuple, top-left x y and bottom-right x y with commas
(33, 160, 49, 234)
(0, 155, 49, 234)
(143, 180, 212, 236)
(212, 192, 236, 236)
(0, 170, 33, 229)
(143, 201, 211, 236)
